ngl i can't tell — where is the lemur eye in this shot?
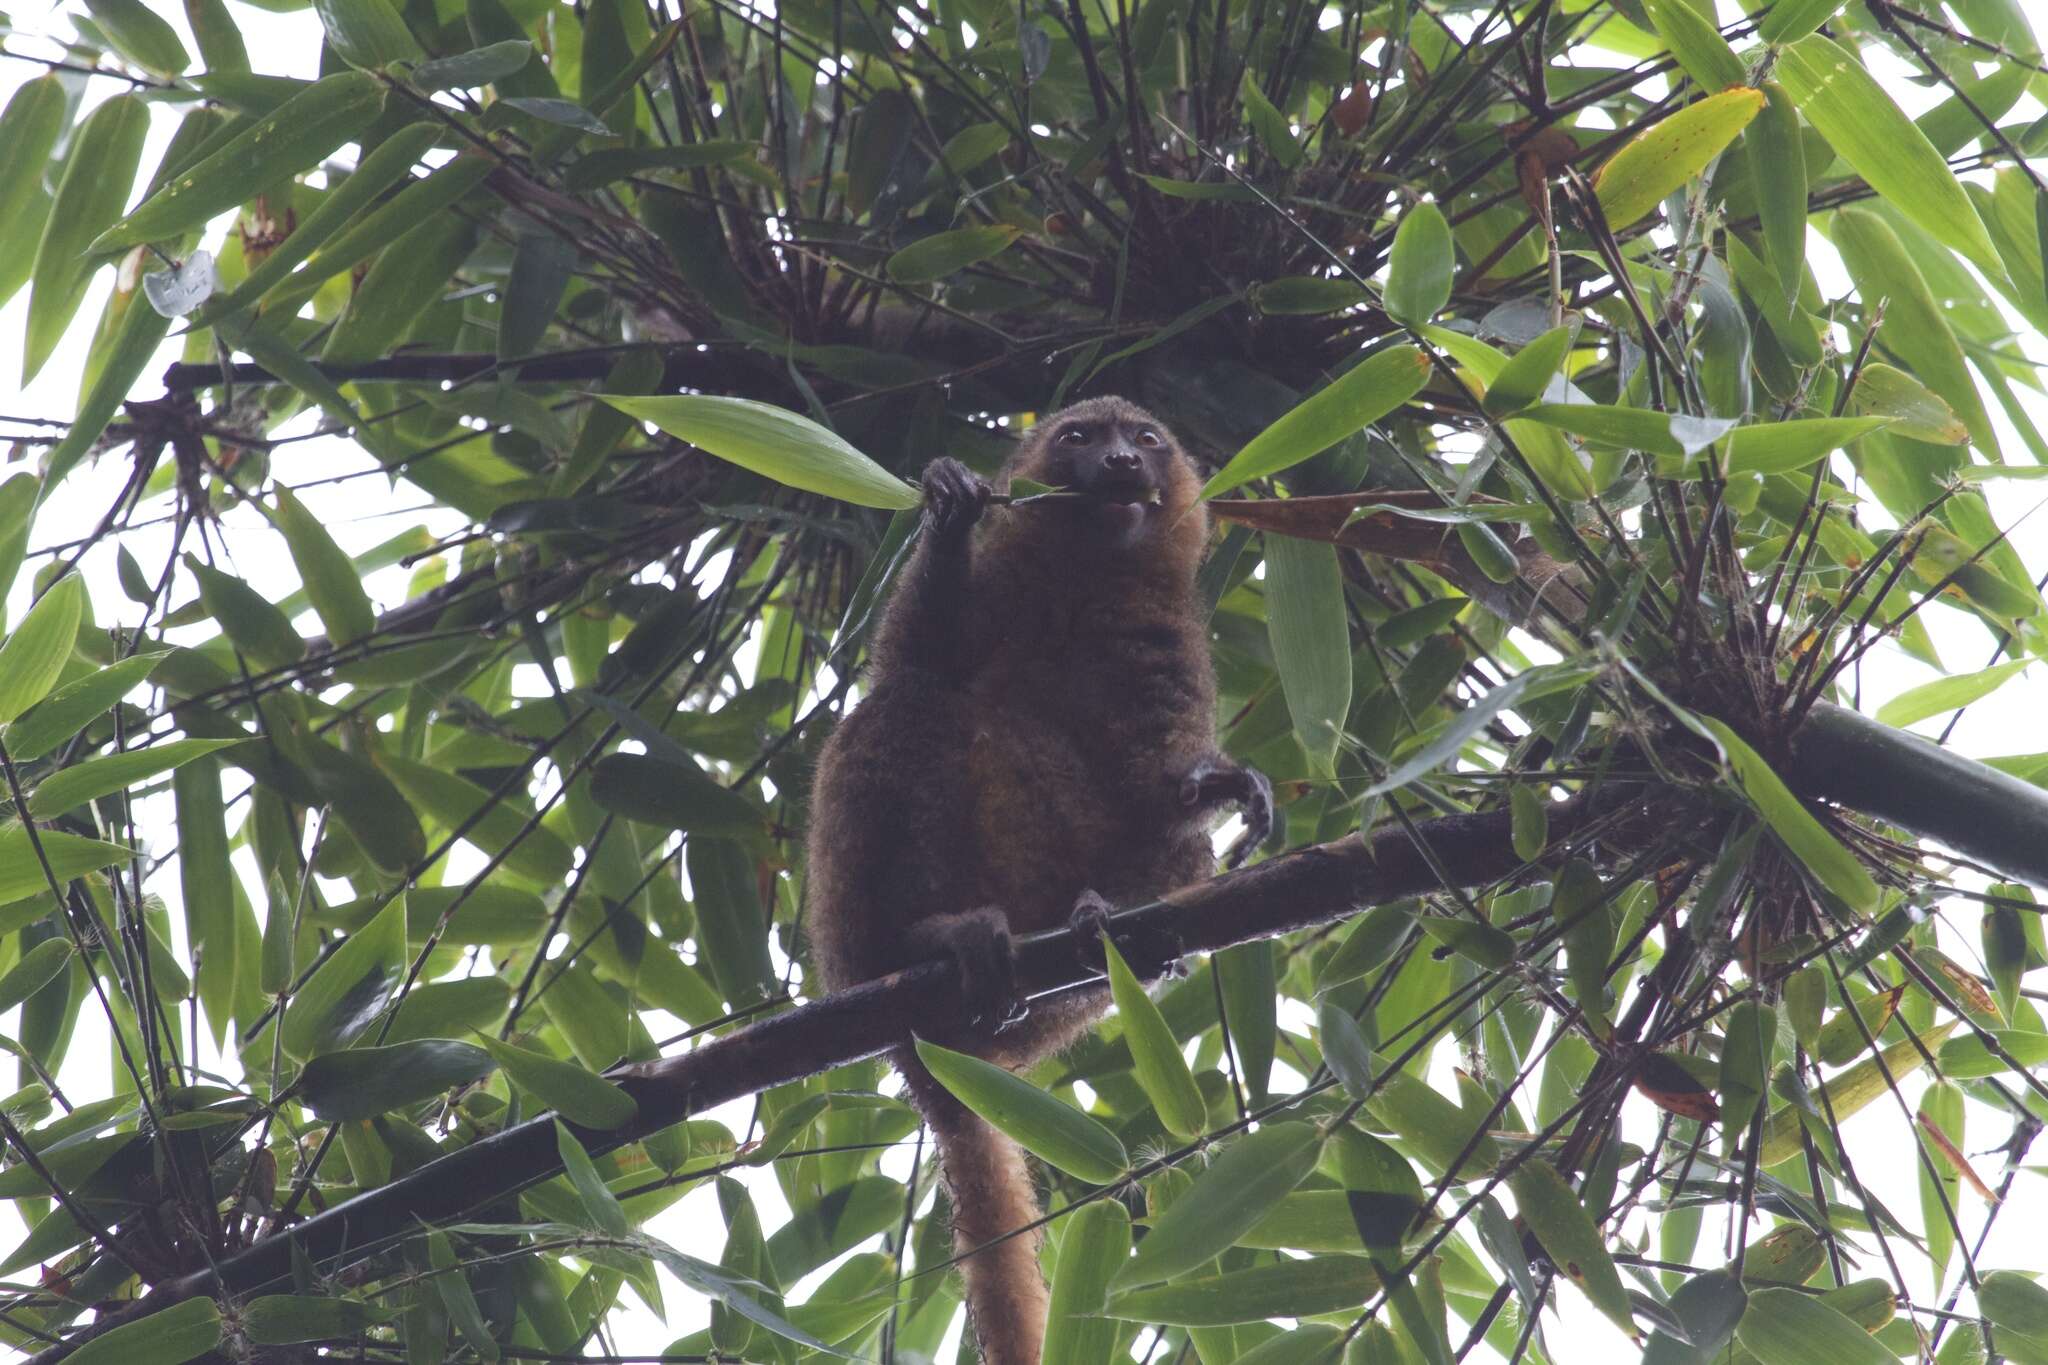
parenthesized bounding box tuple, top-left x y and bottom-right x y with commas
(1135, 428, 1162, 447)
(1057, 426, 1089, 445)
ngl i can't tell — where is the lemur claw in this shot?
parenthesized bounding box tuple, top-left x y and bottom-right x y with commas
(921, 457, 992, 542)
(1181, 755, 1276, 869)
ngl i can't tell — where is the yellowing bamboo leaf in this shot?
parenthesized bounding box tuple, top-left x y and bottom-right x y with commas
(1594, 88, 1764, 229)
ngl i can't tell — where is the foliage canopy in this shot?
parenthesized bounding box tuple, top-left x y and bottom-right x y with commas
(5, 0, 2048, 1359)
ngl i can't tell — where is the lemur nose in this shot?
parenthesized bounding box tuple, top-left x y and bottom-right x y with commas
(1103, 448, 1141, 472)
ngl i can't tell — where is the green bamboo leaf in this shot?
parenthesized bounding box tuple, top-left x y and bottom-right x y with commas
(1416, 915, 1516, 969)
(1644, 0, 1746, 94)
(1757, 0, 1842, 44)
(556, 1121, 632, 1236)
(6, 646, 167, 765)
(0, 576, 83, 726)
(1985, 901, 2027, 1022)
(1510, 783, 1548, 861)
(28, 737, 245, 816)
(914, 1038, 1129, 1183)
(65, 1295, 220, 1365)
(1904, 521, 2040, 622)
(298, 1040, 496, 1121)
(1043, 1198, 1130, 1365)
(601, 396, 920, 510)
(1776, 35, 2003, 276)
(1264, 533, 1350, 778)
(1113, 1122, 1322, 1288)
(885, 225, 1021, 284)
(42, 269, 173, 488)
(241, 1295, 399, 1345)
(1241, 72, 1301, 168)
(0, 829, 133, 903)
(562, 142, 755, 191)
(295, 735, 428, 873)
(321, 211, 481, 365)
(1508, 1158, 1637, 1340)
(23, 87, 148, 370)
(25, 94, 150, 384)
(1848, 363, 1967, 445)
(1317, 901, 1418, 989)
(93, 73, 385, 253)
(424, 1228, 498, 1361)
(247, 153, 494, 316)
(1427, 327, 1597, 496)
(1756, 1020, 1958, 1165)
(1552, 859, 1615, 1034)
(1365, 1056, 1501, 1180)
(274, 484, 376, 646)
(1201, 345, 1431, 498)
(1141, 174, 1260, 201)
(1785, 967, 1824, 1051)
(1105, 1255, 1378, 1325)
(86, 0, 191, 73)
(1695, 717, 1880, 914)
(1721, 416, 1889, 476)
(1645, 1268, 1748, 1362)
(313, 0, 423, 67)
(1917, 1080, 1963, 1283)
(477, 1034, 639, 1129)
(1385, 203, 1453, 325)
(1594, 87, 1764, 229)
(183, 555, 305, 670)
(1104, 937, 1205, 1138)
(1365, 665, 1592, 799)
(0, 80, 69, 272)
(366, 975, 507, 1047)
(1519, 402, 1736, 458)
(378, 754, 573, 884)
(499, 228, 577, 363)
(1252, 276, 1370, 315)
(1751, 83, 1809, 305)
(1481, 324, 1575, 417)
(1981, 1272, 2048, 1338)
(260, 871, 295, 997)
(931, 122, 1010, 180)
(1875, 660, 2029, 729)
(1230, 1326, 1345, 1365)
(1719, 1000, 1775, 1133)
(0, 473, 35, 612)
(174, 749, 234, 1039)
(1238, 1190, 1409, 1251)
(411, 39, 532, 90)
(0, 940, 74, 1015)
(1832, 208, 1992, 454)
(1317, 999, 1374, 1099)
(1733, 1287, 1891, 1365)
(0, 1130, 128, 1200)
(280, 892, 408, 1059)
(182, 0, 248, 72)
(685, 838, 778, 1008)
(1217, 940, 1277, 1103)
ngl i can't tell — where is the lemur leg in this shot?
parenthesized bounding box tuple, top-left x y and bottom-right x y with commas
(1179, 754, 1276, 868)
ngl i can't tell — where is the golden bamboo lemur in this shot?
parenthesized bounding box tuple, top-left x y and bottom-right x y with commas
(805, 397, 1272, 1364)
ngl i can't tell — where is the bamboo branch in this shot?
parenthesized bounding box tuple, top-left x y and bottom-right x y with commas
(27, 785, 1663, 1363)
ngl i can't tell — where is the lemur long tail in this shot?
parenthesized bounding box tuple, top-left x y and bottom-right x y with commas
(900, 1051, 1049, 1365)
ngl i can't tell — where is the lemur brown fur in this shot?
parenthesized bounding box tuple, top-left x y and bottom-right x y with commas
(805, 397, 1272, 1365)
